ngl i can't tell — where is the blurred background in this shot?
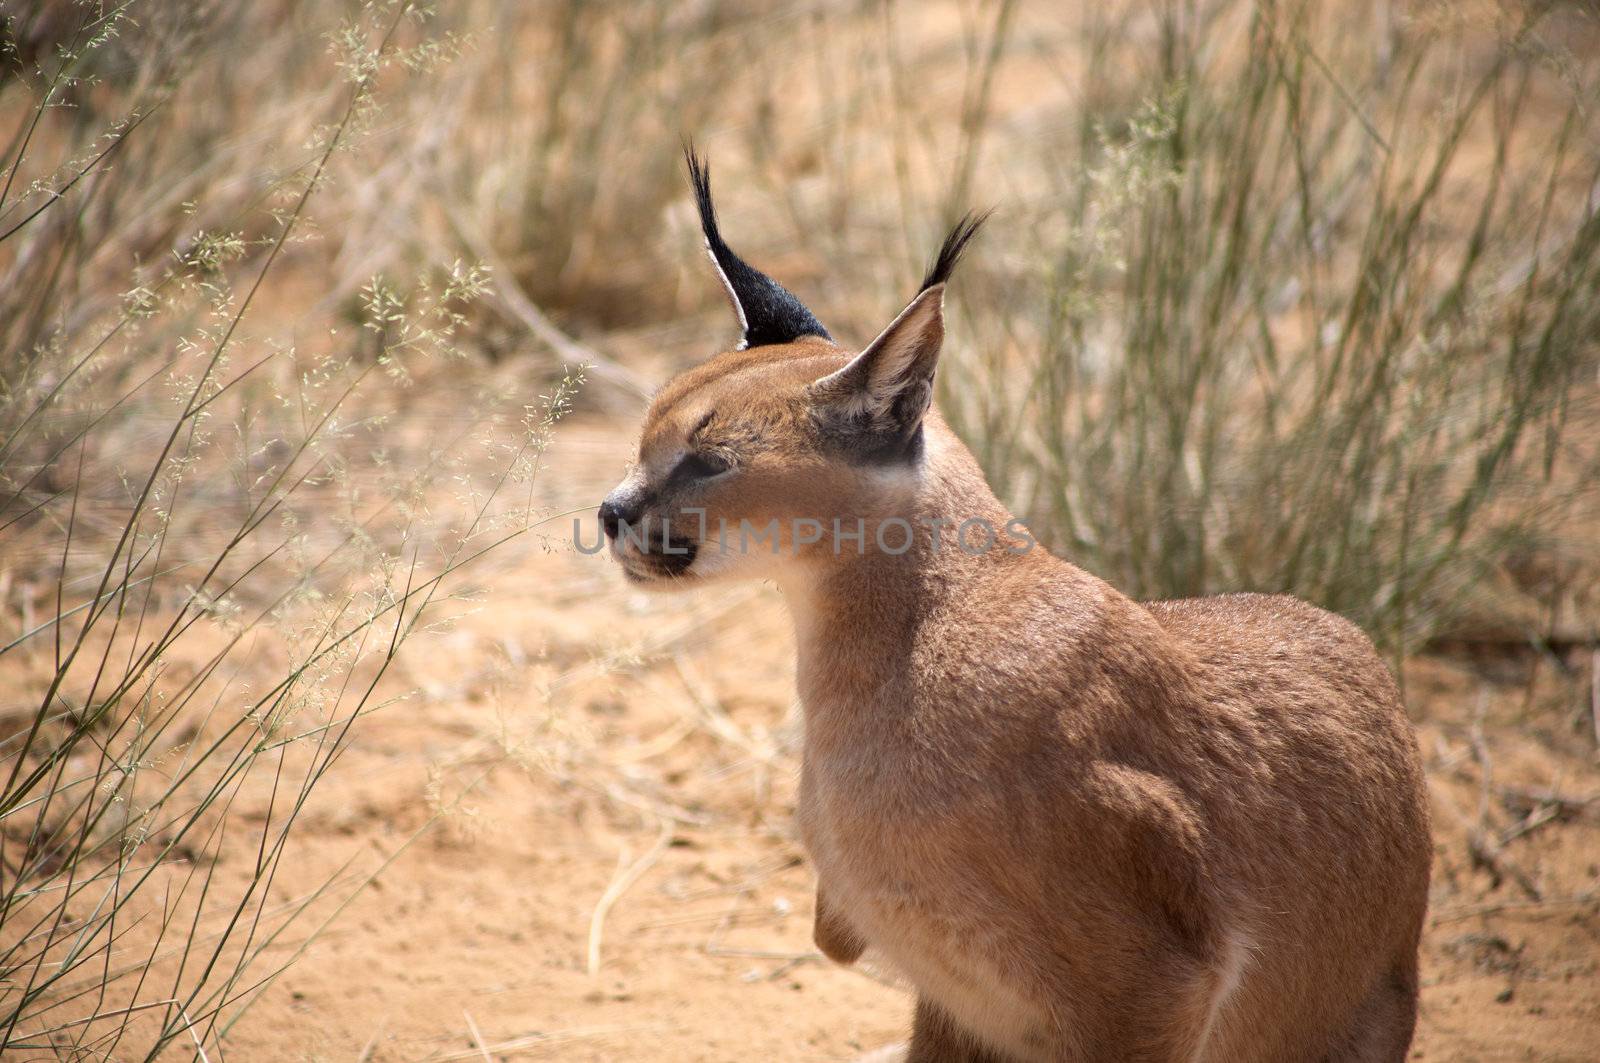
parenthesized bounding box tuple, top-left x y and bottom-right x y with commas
(1, 1, 1597, 1059)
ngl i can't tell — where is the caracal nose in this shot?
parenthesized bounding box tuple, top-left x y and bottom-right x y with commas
(598, 489, 643, 541)
(598, 499, 622, 541)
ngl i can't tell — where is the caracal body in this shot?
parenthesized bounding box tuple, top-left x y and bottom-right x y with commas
(598, 151, 1431, 1062)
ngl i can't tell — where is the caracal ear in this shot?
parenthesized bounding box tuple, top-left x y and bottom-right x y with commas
(808, 212, 988, 448)
(684, 142, 831, 350)
(809, 284, 946, 437)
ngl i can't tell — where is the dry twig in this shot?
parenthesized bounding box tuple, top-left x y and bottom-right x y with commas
(443, 205, 651, 412)
(587, 816, 674, 977)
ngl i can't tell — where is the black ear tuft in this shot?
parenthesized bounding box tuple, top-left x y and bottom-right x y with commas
(919, 210, 993, 291)
(683, 141, 831, 349)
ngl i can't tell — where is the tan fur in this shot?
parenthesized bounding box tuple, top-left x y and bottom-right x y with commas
(603, 308, 1430, 1061)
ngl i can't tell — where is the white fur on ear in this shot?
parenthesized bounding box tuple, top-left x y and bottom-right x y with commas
(811, 284, 945, 422)
(704, 240, 751, 350)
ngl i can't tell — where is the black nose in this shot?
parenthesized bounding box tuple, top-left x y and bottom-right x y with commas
(598, 492, 643, 541)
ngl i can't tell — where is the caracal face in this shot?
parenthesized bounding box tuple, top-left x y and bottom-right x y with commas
(600, 337, 939, 588)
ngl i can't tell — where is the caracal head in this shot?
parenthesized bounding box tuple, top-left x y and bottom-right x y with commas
(599, 147, 986, 589)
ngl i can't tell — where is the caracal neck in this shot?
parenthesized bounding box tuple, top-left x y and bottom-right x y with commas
(774, 419, 1052, 712)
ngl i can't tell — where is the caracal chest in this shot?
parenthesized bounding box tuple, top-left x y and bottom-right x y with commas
(798, 715, 1056, 1058)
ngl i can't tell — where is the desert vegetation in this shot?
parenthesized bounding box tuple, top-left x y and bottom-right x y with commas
(1, 0, 1596, 1059)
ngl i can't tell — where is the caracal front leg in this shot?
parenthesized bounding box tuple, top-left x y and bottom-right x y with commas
(813, 884, 866, 964)
(820, 891, 908, 1063)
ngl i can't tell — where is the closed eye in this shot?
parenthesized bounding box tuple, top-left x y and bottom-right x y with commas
(671, 451, 731, 483)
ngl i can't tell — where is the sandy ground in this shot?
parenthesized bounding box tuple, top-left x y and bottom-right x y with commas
(131, 413, 1591, 1063)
